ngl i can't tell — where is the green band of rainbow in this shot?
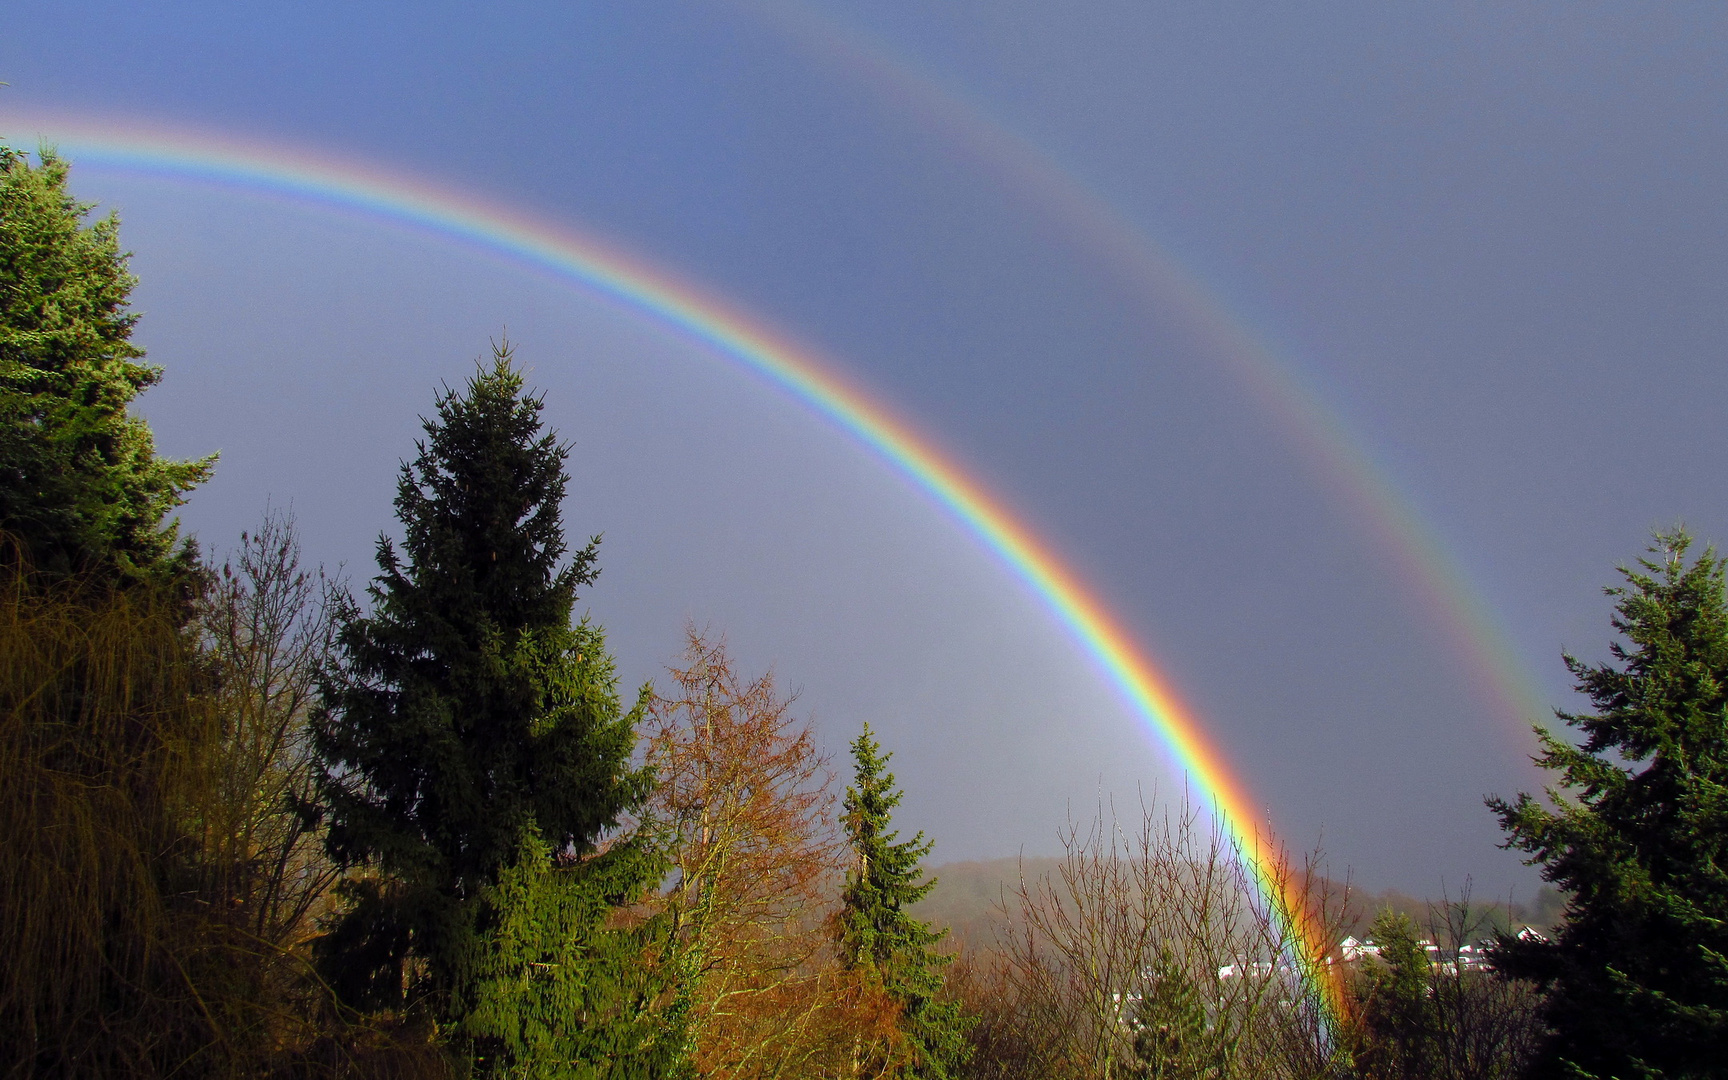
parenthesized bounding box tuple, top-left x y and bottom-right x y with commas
(1, 112, 1347, 1022)
(750, 0, 1548, 742)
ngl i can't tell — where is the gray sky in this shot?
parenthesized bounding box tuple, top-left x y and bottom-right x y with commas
(4, 1, 1726, 897)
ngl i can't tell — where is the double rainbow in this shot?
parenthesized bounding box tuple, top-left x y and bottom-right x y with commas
(749, 0, 1548, 739)
(1, 111, 1346, 1019)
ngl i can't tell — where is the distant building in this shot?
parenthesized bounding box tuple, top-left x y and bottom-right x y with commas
(1339, 936, 1379, 962)
(1330, 927, 1553, 975)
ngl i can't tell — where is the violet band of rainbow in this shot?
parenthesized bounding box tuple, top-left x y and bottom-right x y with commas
(2, 112, 1348, 1024)
(748, 0, 1549, 748)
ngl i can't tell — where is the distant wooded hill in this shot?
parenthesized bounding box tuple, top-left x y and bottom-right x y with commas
(909, 858, 1060, 948)
(912, 858, 1566, 951)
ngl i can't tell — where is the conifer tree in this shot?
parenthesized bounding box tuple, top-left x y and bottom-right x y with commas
(840, 724, 970, 1079)
(0, 145, 211, 580)
(1126, 947, 1214, 1080)
(1356, 909, 1436, 1080)
(313, 347, 683, 1077)
(1488, 530, 1728, 1079)
(0, 145, 232, 1078)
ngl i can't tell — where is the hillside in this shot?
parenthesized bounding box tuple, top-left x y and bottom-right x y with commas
(912, 858, 1566, 950)
(910, 857, 1057, 949)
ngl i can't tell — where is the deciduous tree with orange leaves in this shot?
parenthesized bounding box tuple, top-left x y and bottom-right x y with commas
(647, 629, 902, 1079)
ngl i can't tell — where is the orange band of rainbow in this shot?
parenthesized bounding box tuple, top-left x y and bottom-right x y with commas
(3, 112, 1348, 1025)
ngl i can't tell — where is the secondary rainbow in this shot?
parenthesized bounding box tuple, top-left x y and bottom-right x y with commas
(745, 0, 1550, 738)
(1, 111, 1346, 1017)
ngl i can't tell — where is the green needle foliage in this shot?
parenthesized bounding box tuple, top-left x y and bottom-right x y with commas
(1356, 910, 1436, 1080)
(1488, 529, 1728, 1079)
(313, 346, 683, 1078)
(0, 145, 211, 582)
(841, 724, 970, 1079)
(1126, 947, 1217, 1080)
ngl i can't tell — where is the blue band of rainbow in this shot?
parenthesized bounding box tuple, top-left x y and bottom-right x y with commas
(2, 111, 1348, 1023)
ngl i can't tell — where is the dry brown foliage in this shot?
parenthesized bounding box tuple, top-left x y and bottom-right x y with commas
(0, 556, 225, 1077)
(646, 627, 907, 1079)
(0, 523, 448, 1080)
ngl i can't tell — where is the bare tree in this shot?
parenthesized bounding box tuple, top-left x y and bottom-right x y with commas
(978, 795, 1354, 1080)
(1348, 885, 1543, 1080)
(192, 510, 343, 955)
(1427, 892, 1543, 1079)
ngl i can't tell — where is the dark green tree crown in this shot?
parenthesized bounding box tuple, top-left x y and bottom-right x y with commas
(1488, 529, 1728, 1080)
(1498, 530, 1728, 905)
(0, 145, 211, 580)
(841, 724, 971, 1079)
(313, 346, 679, 1074)
(317, 345, 645, 887)
(385, 345, 595, 636)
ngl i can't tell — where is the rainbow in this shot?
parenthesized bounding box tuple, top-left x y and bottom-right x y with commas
(0, 110, 1347, 1019)
(744, 0, 1550, 738)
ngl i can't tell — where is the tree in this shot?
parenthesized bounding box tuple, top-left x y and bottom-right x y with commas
(645, 628, 862, 1079)
(195, 511, 343, 959)
(1355, 910, 1435, 1080)
(0, 145, 256, 1079)
(0, 556, 228, 1077)
(1347, 895, 1541, 1080)
(170, 511, 352, 1067)
(840, 724, 970, 1079)
(1125, 947, 1213, 1080)
(983, 797, 1346, 1080)
(0, 145, 211, 581)
(1488, 529, 1728, 1079)
(312, 346, 682, 1077)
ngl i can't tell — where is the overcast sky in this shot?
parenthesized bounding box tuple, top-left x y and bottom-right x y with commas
(4, 1, 1726, 897)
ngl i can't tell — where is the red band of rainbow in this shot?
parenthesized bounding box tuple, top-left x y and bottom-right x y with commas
(3, 111, 1349, 1024)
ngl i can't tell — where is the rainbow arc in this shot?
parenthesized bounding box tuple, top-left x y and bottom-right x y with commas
(1, 111, 1347, 1020)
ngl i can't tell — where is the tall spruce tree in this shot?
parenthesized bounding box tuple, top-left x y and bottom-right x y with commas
(840, 724, 970, 1079)
(313, 347, 683, 1077)
(0, 145, 211, 580)
(1488, 530, 1728, 1079)
(0, 145, 226, 1078)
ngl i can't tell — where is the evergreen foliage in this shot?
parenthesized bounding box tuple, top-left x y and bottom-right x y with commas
(841, 724, 971, 1079)
(1125, 948, 1217, 1080)
(1356, 910, 1436, 1080)
(0, 145, 211, 581)
(313, 346, 683, 1077)
(1488, 530, 1728, 1079)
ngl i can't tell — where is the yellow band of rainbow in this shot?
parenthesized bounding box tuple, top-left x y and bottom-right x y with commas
(2, 112, 1349, 1025)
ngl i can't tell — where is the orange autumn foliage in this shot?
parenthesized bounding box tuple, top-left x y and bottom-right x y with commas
(646, 629, 907, 1079)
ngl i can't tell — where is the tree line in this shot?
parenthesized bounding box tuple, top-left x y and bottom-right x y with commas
(3, 144, 1724, 1080)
